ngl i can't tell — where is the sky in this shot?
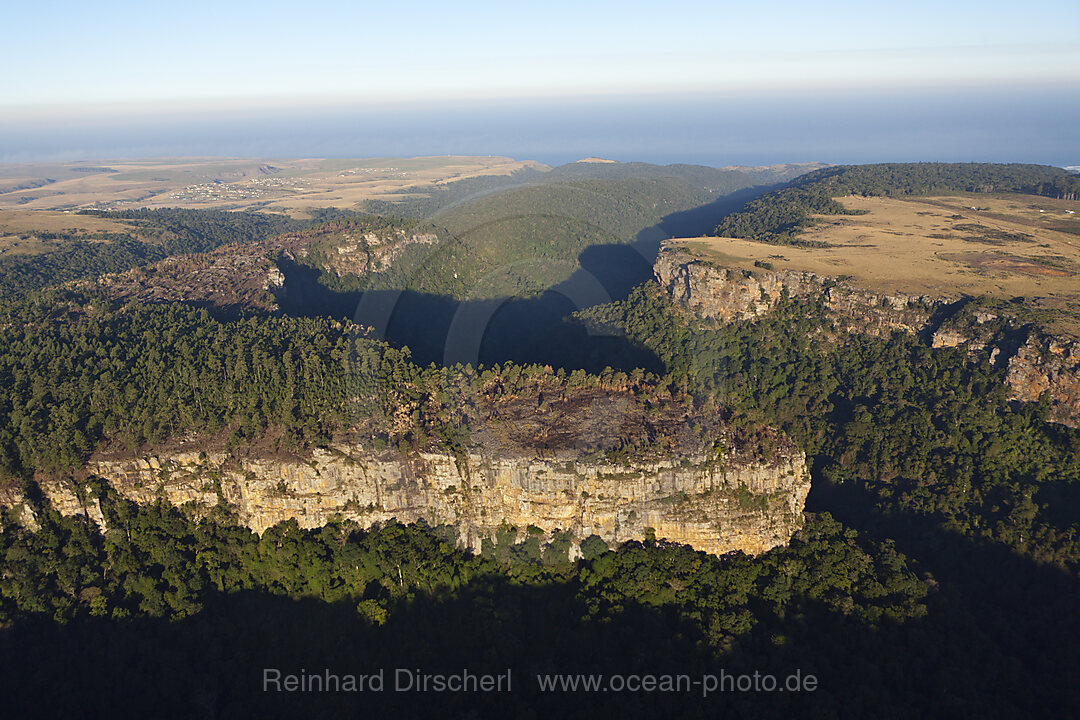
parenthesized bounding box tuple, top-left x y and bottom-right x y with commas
(2, 0, 1078, 164)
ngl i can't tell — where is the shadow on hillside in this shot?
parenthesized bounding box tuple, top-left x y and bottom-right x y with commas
(275, 186, 774, 370)
(0, 577, 739, 719)
(805, 471, 1080, 716)
(5, 513, 1080, 719)
(658, 184, 783, 238)
(277, 252, 663, 372)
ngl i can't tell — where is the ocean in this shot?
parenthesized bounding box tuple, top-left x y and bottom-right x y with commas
(2, 86, 1077, 167)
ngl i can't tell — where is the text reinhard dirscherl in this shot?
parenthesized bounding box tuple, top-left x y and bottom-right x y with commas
(263, 668, 512, 694)
(262, 668, 818, 696)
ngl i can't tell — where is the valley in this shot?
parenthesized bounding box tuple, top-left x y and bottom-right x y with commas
(2, 159, 1080, 718)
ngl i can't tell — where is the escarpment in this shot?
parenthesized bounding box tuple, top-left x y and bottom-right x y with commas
(8, 442, 807, 557)
(655, 244, 1080, 428)
(92, 218, 441, 315)
(2, 380, 811, 557)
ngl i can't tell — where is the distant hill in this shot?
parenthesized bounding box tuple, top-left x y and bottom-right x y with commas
(720, 162, 832, 185)
(389, 176, 726, 299)
(359, 160, 812, 220)
(350, 160, 817, 298)
(347, 162, 797, 302)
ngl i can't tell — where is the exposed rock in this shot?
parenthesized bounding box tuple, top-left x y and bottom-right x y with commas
(656, 244, 1080, 428)
(1, 371, 813, 556)
(1005, 335, 1080, 427)
(653, 248, 936, 338)
(931, 328, 972, 349)
(264, 266, 285, 290)
(0, 483, 39, 532)
(9, 442, 809, 557)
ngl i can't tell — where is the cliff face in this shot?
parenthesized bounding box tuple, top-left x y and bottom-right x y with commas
(6, 443, 809, 557)
(92, 221, 440, 315)
(1005, 336, 1080, 427)
(655, 245, 1080, 428)
(654, 248, 937, 337)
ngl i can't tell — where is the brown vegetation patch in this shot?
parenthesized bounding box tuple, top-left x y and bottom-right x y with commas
(945, 252, 1075, 277)
(472, 385, 718, 457)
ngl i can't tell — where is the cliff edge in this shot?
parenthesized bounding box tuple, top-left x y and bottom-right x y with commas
(655, 244, 1080, 428)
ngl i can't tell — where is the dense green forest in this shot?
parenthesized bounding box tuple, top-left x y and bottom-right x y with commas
(713, 162, 1080, 243)
(0, 236, 163, 297)
(0, 289, 704, 475)
(0, 491, 986, 718)
(3, 278, 1080, 715)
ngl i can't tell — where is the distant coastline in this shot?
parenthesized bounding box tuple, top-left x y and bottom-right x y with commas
(2, 87, 1077, 167)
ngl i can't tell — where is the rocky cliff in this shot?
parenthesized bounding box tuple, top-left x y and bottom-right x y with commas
(91, 219, 441, 315)
(654, 246, 938, 336)
(3, 439, 809, 557)
(655, 245, 1080, 427)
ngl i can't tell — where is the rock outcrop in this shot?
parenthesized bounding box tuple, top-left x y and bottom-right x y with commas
(90, 220, 441, 315)
(655, 244, 1080, 428)
(654, 247, 937, 337)
(1005, 335, 1080, 427)
(5, 441, 810, 557)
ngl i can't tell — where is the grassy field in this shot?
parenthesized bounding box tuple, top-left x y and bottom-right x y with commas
(0, 157, 545, 216)
(0, 210, 142, 257)
(673, 194, 1080, 336)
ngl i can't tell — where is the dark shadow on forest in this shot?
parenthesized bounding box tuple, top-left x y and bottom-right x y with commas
(657, 184, 783, 239)
(276, 253, 663, 372)
(0, 576, 797, 719)
(5, 506, 1080, 719)
(275, 186, 774, 371)
(805, 470, 1080, 717)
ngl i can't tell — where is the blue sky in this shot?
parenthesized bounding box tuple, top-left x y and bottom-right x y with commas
(4, 0, 1078, 114)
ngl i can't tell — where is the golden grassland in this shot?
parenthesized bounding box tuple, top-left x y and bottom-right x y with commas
(672, 194, 1080, 337)
(0, 156, 545, 216)
(0, 210, 142, 257)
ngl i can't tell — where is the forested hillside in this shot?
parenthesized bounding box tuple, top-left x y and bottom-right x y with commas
(576, 285, 1080, 570)
(395, 177, 715, 299)
(362, 161, 761, 219)
(278, 170, 773, 366)
(0, 288, 710, 475)
(1, 501, 936, 717)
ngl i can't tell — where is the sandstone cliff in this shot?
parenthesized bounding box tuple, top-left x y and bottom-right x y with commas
(3, 439, 809, 557)
(655, 245, 1080, 428)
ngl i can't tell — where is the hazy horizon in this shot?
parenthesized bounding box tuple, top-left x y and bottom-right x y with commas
(3, 85, 1078, 168)
(3, 0, 1076, 168)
